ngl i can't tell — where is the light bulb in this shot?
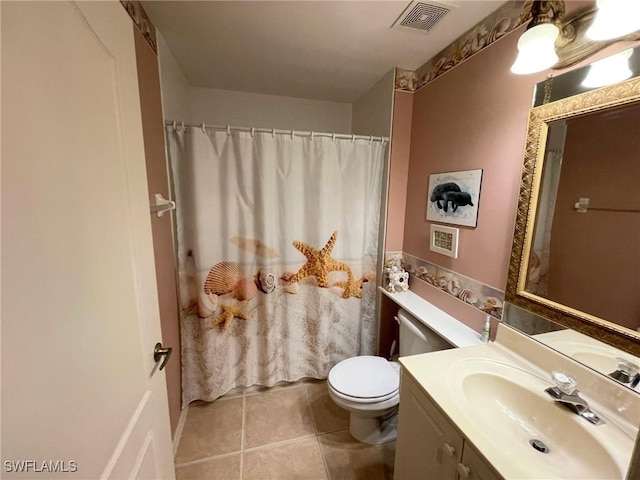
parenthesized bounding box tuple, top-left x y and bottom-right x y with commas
(582, 49, 633, 88)
(586, 0, 640, 40)
(511, 23, 559, 75)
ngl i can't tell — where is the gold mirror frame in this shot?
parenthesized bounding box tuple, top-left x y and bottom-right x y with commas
(506, 75, 640, 357)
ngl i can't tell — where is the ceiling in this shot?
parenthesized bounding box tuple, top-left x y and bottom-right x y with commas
(143, 1, 507, 103)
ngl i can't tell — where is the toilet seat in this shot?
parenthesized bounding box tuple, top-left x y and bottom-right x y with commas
(328, 356, 399, 403)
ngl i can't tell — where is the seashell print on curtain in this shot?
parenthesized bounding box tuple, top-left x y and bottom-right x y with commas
(167, 127, 386, 404)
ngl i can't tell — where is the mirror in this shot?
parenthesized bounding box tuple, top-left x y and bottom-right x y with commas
(504, 302, 640, 390)
(523, 103, 640, 324)
(505, 47, 640, 367)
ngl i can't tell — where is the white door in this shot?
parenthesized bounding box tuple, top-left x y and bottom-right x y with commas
(2, 2, 175, 478)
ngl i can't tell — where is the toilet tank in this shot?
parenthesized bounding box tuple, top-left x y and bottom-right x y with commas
(396, 309, 452, 356)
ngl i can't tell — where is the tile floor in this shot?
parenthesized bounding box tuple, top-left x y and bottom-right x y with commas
(174, 380, 396, 480)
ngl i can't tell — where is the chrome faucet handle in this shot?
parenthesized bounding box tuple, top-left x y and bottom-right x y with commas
(551, 371, 577, 395)
(546, 371, 606, 425)
(615, 357, 639, 375)
(609, 357, 640, 386)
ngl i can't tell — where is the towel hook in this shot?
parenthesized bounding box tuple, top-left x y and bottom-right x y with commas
(574, 198, 590, 213)
(150, 194, 176, 217)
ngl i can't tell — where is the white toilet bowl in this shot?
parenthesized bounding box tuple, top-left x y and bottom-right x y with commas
(327, 309, 453, 445)
(327, 355, 400, 444)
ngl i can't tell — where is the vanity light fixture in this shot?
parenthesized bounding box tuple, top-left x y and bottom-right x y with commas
(582, 48, 634, 88)
(511, 0, 640, 75)
(586, 0, 640, 41)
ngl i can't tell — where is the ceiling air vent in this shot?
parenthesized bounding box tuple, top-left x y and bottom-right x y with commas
(393, 1, 456, 34)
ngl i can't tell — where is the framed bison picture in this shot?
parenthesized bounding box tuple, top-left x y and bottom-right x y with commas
(426, 169, 483, 227)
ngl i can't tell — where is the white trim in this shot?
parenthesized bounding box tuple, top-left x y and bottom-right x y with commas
(172, 406, 189, 456)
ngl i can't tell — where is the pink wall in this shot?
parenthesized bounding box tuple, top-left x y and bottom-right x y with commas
(401, 28, 548, 330)
(134, 29, 182, 436)
(548, 105, 640, 330)
(385, 91, 413, 252)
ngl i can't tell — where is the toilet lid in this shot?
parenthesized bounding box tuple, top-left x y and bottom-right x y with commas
(328, 356, 399, 399)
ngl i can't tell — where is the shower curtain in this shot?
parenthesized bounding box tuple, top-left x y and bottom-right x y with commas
(527, 149, 563, 295)
(167, 126, 386, 404)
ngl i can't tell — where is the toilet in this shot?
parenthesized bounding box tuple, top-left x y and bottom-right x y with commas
(327, 308, 452, 444)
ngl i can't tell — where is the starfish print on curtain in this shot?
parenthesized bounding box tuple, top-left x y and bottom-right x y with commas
(281, 231, 354, 288)
(210, 302, 247, 331)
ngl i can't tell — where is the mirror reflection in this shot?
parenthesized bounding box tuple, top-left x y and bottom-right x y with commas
(524, 102, 640, 333)
(504, 302, 640, 392)
(533, 45, 640, 107)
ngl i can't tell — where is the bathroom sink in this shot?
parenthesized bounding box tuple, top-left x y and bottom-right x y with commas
(535, 330, 621, 374)
(552, 341, 619, 373)
(448, 359, 630, 479)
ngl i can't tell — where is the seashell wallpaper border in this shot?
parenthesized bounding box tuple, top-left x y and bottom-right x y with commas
(395, 1, 532, 93)
(120, 0, 158, 54)
(384, 251, 504, 319)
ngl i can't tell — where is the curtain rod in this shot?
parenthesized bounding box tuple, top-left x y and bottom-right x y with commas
(165, 121, 389, 143)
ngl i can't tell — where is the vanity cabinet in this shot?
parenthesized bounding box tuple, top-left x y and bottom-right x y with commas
(395, 371, 501, 480)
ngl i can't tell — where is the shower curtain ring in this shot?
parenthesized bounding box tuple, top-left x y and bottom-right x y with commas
(251, 127, 255, 138)
(369, 135, 373, 144)
(172, 121, 177, 132)
(272, 128, 276, 138)
(227, 125, 231, 136)
(311, 131, 315, 141)
(201, 123, 206, 134)
(332, 133, 335, 142)
(291, 130, 295, 140)
(181, 121, 185, 132)
(351, 134, 355, 142)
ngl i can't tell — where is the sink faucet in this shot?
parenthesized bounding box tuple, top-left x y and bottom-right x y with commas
(545, 371, 605, 426)
(608, 357, 640, 388)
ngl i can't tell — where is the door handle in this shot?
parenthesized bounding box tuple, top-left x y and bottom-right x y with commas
(153, 343, 172, 370)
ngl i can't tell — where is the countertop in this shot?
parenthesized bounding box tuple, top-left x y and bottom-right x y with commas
(399, 340, 636, 480)
(379, 287, 483, 348)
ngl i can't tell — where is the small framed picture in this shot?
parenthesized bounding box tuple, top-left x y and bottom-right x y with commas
(426, 169, 483, 227)
(430, 224, 459, 258)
